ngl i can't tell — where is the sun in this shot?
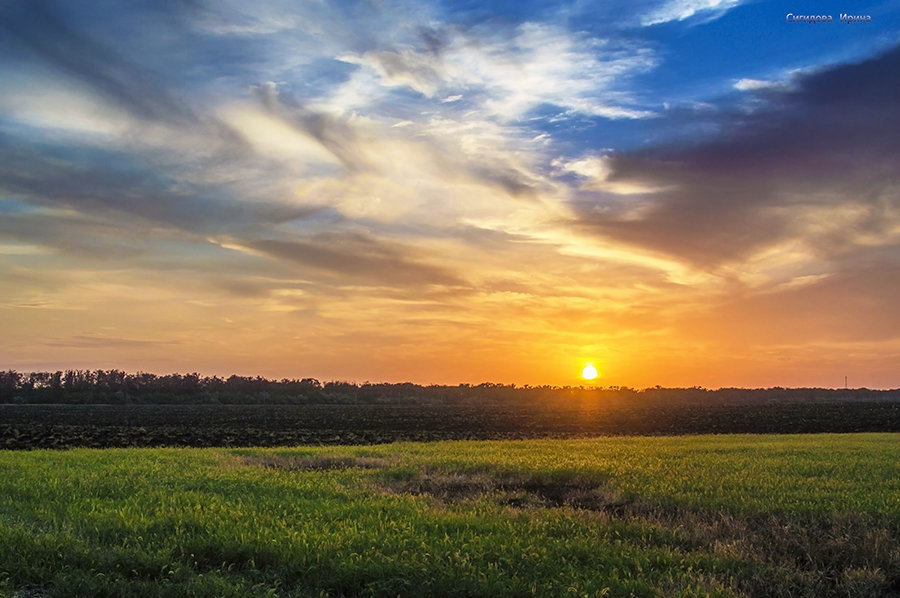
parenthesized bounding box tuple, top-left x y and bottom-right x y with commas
(581, 363, 598, 380)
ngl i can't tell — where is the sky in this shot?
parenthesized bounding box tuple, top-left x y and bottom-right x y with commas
(1, 0, 900, 388)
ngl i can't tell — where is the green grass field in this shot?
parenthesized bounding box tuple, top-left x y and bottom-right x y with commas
(2, 434, 899, 597)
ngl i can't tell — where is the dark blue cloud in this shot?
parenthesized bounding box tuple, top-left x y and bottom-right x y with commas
(572, 43, 900, 267)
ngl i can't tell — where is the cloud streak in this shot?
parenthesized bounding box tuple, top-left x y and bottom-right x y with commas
(224, 233, 467, 288)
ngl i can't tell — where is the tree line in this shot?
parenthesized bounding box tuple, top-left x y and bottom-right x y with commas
(1, 369, 898, 406)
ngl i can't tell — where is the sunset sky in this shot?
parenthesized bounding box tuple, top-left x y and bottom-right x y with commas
(2, 0, 900, 388)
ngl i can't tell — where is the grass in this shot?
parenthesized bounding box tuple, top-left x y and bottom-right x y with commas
(1, 434, 899, 597)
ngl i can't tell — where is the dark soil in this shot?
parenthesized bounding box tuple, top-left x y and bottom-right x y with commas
(1, 400, 898, 449)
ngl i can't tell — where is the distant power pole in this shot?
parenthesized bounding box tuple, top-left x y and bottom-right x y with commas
(845, 376, 848, 389)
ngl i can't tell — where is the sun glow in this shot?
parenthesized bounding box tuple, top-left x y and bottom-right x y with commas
(582, 364, 598, 380)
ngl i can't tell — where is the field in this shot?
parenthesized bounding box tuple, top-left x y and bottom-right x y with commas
(2, 434, 899, 597)
(2, 400, 899, 449)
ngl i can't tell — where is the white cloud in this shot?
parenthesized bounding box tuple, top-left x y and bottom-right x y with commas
(556, 155, 613, 180)
(335, 23, 656, 121)
(734, 78, 777, 91)
(642, 0, 741, 25)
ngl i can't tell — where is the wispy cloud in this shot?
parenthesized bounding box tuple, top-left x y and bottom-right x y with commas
(641, 0, 742, 25)
(336, 22, 657, 121)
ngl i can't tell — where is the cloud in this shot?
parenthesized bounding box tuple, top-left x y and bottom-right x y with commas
(249, 81, 375, 172)
(553, 155, 670, 195)
(245, 81, 546, 208)
(2, 1, 192, 126)
(0, 134, 317, 234)
(219, 232, 466, 288)
(569, 44, 900, 283)
(641, 0, 742, 26)
(733, 78, 773, 91)
(0, 0, 250, 162)
(340, 48, 445, 98)
(336, 22, 656, 121)
(0, 0, 557, 305)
